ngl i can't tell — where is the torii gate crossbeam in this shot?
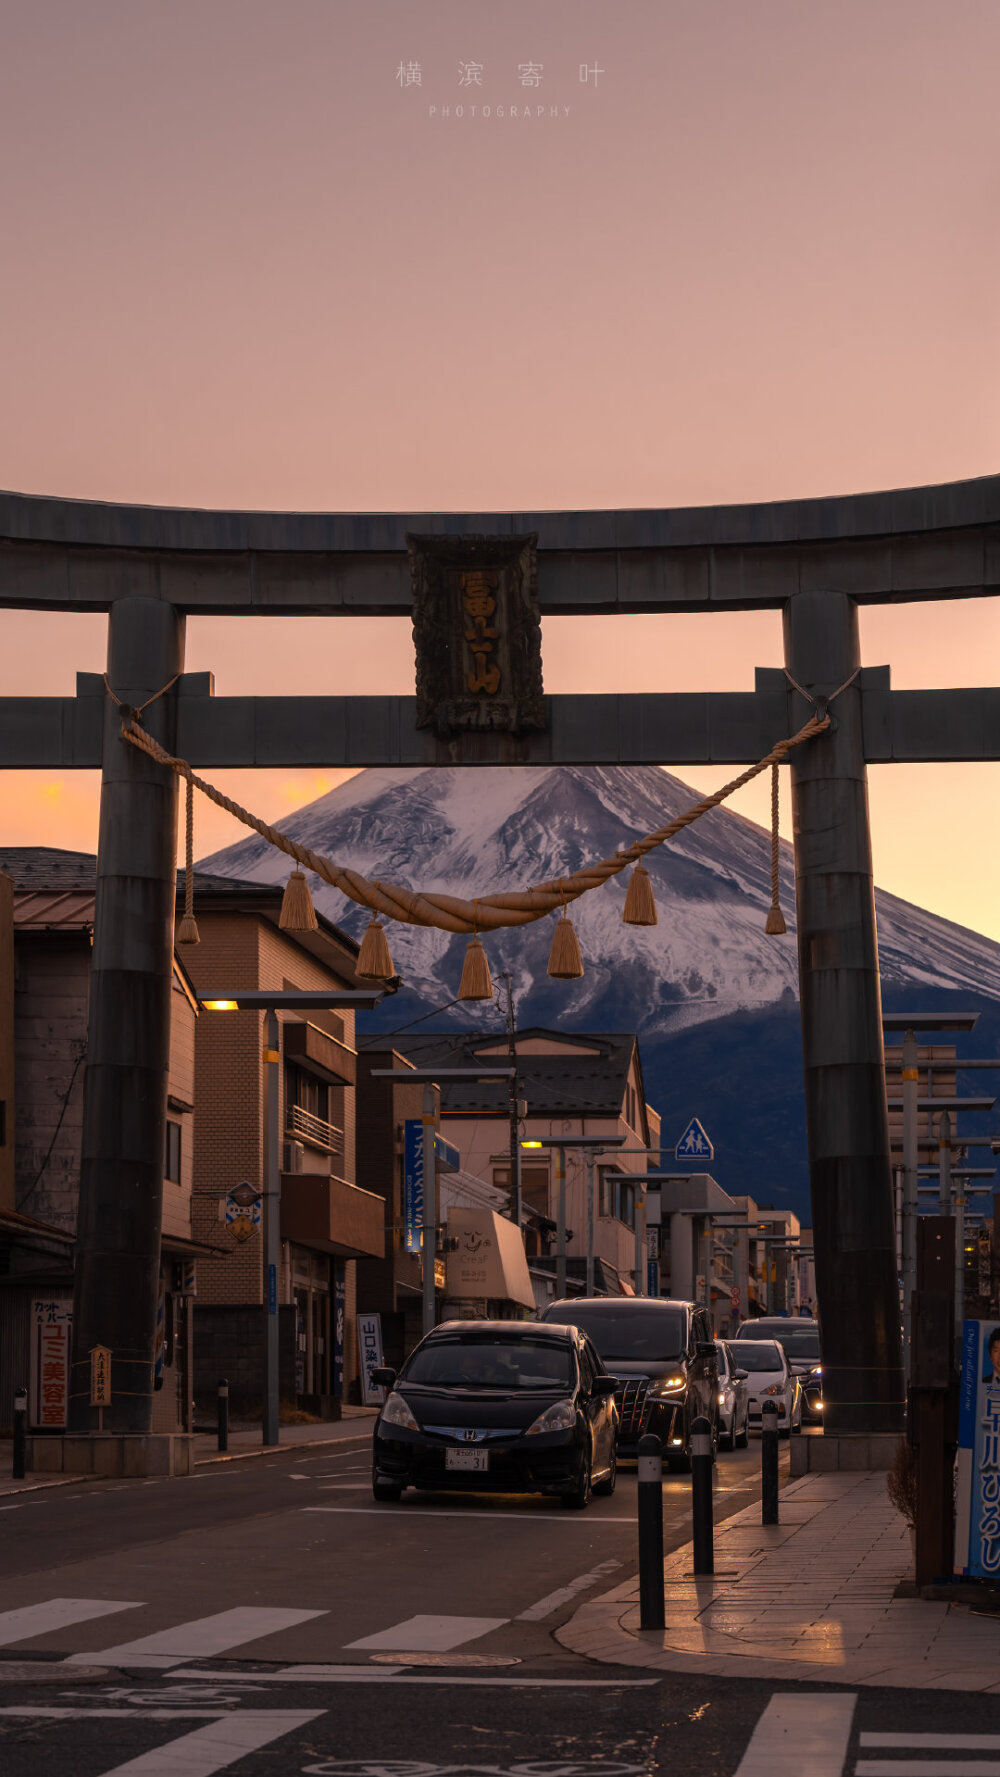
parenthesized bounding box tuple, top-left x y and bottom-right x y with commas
(3, 473, 1000, 1456)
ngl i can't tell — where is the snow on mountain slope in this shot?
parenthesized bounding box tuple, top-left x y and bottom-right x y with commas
(197, 763, 1000, 1033)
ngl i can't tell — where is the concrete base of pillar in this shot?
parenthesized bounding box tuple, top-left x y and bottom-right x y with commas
(789, 1430, 901, 1475)
(26, 1434, 195, 1478)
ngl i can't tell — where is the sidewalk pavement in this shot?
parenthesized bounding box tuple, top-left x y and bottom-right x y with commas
(0, 1407, 377, 1493)
(559, 1469, 1000, 1692)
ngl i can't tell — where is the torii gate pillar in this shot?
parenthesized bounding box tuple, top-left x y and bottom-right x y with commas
(784, 590, 904, 1436)
(67, 597, 185, 1438)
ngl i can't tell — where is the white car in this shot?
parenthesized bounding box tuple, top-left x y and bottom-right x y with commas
(735, 1337, 802, 1436)
(715, 1339, 750, 1449)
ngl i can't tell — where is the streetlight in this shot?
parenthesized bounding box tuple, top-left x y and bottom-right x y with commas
(518, 1136, 626, 1297)
(370, 1066, 515, 1336)
(201, 988, 384, 1447)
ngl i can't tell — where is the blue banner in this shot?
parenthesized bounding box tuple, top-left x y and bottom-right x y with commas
(957, 1319, 1000, 1578)
(404, 1119, 424, 1253)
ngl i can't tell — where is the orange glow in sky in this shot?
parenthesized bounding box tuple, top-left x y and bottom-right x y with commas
(1, 2, 999, 935)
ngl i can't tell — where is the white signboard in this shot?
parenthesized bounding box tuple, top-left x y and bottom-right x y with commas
(357, 1313, 386, 1406)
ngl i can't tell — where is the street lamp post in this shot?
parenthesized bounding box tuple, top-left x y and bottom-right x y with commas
(519, 1137, 625, 1297)
(201, 988, 384, 1447)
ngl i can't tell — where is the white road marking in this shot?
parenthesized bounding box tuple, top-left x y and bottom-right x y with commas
(0, 1709, 227, 1719)
(347, 1615, 507, 1651)
(97, 1709, 324, 1775)
(0, 1598, 142, 1646)
(65, 1606, 326, 1670)
(861, 1736, 1000, 1750)
(732, 1693, 857, 1776)
(856, 1766, 1000, 1776)
(516, 1561, 623, 1621)
(169, 1665, 656, 1687)
(304, 1507, 635, 1523)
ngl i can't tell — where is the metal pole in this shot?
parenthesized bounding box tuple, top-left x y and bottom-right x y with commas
(502, 973, 522, 1232)
(12, 1386, 26, 1480)
(637, 1432, 665, 1630)
(938, 1111, 952, 1217)
(69, 596, 184, 1434)
(556, 1146, 567, 1299)
(635, 1190, 646, 1297)
(690, 1415, 714, 1575)
(586, 1151, 596, 1297)
(761, 1401, 779, 1525)
(783, 589, 904, 1436)
(217, 1379, 229, 1453)
(263, 1007, 280, 1447)
(422, 1086, 437, 1338)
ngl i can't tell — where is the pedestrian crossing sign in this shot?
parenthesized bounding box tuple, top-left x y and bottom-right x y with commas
(675, 1117, 714, 1161)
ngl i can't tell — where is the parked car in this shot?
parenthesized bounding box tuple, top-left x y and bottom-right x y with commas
(715, 1339, 750, 1449)
(370, 1319, 618, 1510)
(734, 1317, 823, 1423)
(540, 1297, 719, 1468)
(733, 1337, 802, 1434)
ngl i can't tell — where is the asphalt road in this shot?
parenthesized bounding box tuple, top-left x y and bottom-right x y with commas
(2, 1437, 995, 1774)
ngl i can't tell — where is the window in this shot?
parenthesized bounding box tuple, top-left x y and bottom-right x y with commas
(165, 1119, 181, 1183)
(598, 1168, 635, 1228)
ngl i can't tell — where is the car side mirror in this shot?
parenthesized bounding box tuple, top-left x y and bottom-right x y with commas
(696, 1342, 717, 1362)
(592, 1374, 617, 1397)
(371, 1367, 396, 1390)
(734, 1369, 749, 1381)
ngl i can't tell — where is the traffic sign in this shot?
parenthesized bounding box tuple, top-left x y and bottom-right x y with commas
(224, 1183, 261, 1244)
(675, 1117, 714, 1161)
(730, 1286, 741, 1314)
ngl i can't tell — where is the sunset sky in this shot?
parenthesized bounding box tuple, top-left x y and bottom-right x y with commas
(2, 1, 999, 936)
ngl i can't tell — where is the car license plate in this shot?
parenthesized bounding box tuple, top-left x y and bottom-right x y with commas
(445, 1448, 489, 1471)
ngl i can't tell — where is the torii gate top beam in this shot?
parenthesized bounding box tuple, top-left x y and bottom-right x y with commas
(2, 473, 1000, 615)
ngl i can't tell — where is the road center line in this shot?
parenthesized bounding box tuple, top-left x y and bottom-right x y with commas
(303, 1507, 636, 1523)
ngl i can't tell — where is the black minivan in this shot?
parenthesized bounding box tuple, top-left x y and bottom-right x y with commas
(541, 1297, 719, 1467)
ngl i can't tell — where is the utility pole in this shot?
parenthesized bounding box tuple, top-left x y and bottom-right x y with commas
(502, 972, 522, 1233)
(263, 1007, 281, 1447)
(556, 1146, 567, 1300)
(902, 1026, 919, 1362)
(422, 1084, 437, 1339)
(586, 1151, 596, 1297)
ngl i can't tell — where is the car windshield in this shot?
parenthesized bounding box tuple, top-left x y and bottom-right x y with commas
(765, 1327, 820, 1361)
(401, 1337, 575, 1390)
(735, 1342, 784, 1372)
(543, 1304, 686, 1361)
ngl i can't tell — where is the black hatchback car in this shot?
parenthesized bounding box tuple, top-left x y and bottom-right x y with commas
(370, 1320, 618, 1510)
(541, 1297, 719, 1467)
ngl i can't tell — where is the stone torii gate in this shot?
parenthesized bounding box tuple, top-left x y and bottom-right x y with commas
(3, 474, 1000, 1459)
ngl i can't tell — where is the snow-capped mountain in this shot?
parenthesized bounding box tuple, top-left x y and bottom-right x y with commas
(198, 765, 1000, 1214)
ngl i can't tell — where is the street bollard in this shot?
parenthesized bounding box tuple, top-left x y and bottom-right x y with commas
(761, 1400, 779, 1525)
(217, 1378, 229, 1453)
(690, 1414, 714, 1574)
(12, 1386, 27, 1481)
(637, 1431, 665, 1630)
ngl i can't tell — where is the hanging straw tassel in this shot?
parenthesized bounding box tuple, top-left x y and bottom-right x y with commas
(176, 774, 200, 946)
(547, 912, 584, 980)
(764, 761, 787, 935)
(622, 859, 657, 926)
(356, 912, 395, 981)
(279, 869, 319, 933)
(458, 934, 493, 1001)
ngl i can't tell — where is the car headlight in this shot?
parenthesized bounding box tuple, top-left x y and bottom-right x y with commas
(649, 1375, 686, 1395)
(525, 1398, 578, 1436)
(718, 1392, 727, 1405)
(763, 1383, 784, 1396)
(379, 1391, 419, 1431)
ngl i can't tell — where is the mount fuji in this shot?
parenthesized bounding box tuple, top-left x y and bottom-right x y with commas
(198, 765, 1000, 1218)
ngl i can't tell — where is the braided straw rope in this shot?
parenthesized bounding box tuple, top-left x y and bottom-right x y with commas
(118, 709, 830, 935)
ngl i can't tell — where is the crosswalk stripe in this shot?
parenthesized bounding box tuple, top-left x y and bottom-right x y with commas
(65, 1607, 326, 1669)
(95, 1709, 324, 1776)
(733, 1694, 857, 1776)
(0, 1599, 142, 1646)
(856, 1766, 1000, 1776)
(861, 1736, 1000, 1750)
(346, 1614, 507, 1651)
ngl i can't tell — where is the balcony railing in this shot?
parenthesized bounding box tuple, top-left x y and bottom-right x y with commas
(286, 1103, 344, 1155)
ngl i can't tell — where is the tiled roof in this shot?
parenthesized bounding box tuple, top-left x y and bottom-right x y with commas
(392, 1028, 638, 1117)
